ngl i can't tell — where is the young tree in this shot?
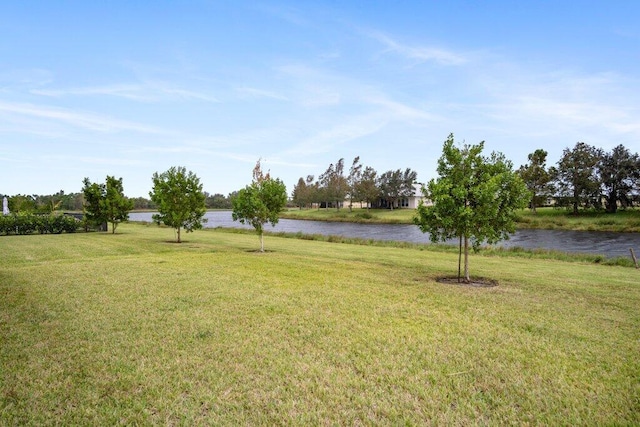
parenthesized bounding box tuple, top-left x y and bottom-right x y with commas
(555, 142, 603, 214)
(149, 166, 207, 243)
(82, 178, 107, 231)
(414, 134, 529, 283)
(104, 176, 134, 233)
(232, 160, 288, 252)
(518, 149, 553, 213)
(598, 144, 639, 213)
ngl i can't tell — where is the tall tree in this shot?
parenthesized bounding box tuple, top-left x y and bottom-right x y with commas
(555, 142, 603, 214)
(347, 156, 362, 212)
(149, 166, 207, 243)
(598, 144, 639, 213)
(378, 168, 417, 210)
(518, 149, 553, 213)
(414, 134, 529, 283)
(232, 160, 288, 252)
(357, 166, 379, 211)
(319, 159, 348, 210)
(291, 177, 308, 209)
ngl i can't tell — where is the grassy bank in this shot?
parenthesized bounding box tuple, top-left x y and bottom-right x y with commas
(1, 223, 639, 425)
(281, 206, 640, 232)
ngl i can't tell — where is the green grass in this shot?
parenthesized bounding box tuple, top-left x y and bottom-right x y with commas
(516, 207, 640, 232)
(2, 223, 639, 425)
(282, 206, 640, 232)
(281, 207, 417, 224)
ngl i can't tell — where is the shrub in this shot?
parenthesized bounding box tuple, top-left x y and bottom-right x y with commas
(0, 213, 79, 235)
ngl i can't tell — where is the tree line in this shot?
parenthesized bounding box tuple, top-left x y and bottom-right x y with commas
(518, 142, 640, 214)
(291, 157, 418, 211)
(0, 189, 237, 213)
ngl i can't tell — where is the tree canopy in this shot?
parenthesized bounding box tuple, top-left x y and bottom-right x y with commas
(414, 134, 529, 283)
(232, 160, 288, 252)
(518, 149, 554, 213)
(82, 176, 133, 233)
(378, 168, 417, 210)
(149, 166, 207, 243)
(598, 144, 639, 213)
(555, 142, 603, 214)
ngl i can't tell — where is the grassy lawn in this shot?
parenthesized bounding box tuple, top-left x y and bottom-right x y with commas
(1, 223, 639, 425)
(282, 206, 640, 232)
(281, 207, 417, 224)
(517, 207, 640, 232)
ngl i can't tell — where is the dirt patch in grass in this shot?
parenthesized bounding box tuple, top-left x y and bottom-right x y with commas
(436, 276, 498, 287)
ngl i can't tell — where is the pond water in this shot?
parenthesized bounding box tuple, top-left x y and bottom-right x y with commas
(129, 211, 640, 259)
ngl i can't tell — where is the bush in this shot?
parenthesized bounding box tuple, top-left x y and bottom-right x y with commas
(0, 213, 79, 235)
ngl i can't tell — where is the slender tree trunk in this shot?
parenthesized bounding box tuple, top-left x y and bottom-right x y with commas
(260, 232, 264, 252)
(177, 227, 181, 243)
(463, 235, 470, 283)
(458, 234, 462, 283)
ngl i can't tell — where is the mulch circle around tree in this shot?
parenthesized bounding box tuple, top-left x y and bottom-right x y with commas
(436, 277, 498, 288)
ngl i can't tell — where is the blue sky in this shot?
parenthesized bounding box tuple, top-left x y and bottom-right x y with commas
(1, 1, 638, 198)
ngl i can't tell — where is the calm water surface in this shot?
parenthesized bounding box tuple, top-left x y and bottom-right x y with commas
(129, 211, 640, 258)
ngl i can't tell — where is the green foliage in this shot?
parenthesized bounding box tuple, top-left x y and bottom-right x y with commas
(517, 149, 553, 212)
(414, 133, 529, 282)
(82, 178, 106, 228)
(357, 166, 379, 211)
(377, 168, 417, 209)
(104, 176, 134, 233)
(204, 192, 233, 209)
(599, 144, 639, 213)
(149, 166, 207, 243)
(232, 161, 287, 251)
(555, 142, 603, 214)
(291, 177, 308, 209)
(7, 194, 37, 213)
(0, 213, 78, 235)
(319, 158, 349, 210)
(82, 176, 134, 233)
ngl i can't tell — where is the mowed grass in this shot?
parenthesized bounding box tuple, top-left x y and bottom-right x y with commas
(517, 207, 640, 232)
(1, 224, 639, 425)
(281, 207, 416, 224)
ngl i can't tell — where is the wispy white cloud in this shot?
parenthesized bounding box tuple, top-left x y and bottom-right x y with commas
(46, 155, 144, 167)
(235, 87, 288, 101)
(31, 81, 218, 103)
(32, 84, 146, 100)
(365, 30, 467, 66)
(0, 101, 161, 133)
(0, 68, 53, 89)
(284, 114, 388, 157)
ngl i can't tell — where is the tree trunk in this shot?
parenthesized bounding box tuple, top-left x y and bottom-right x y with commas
(177, 227, 181, 243)
(463, 235, 470, 283)
(457, 234, 462, 283)
(260, 231, 264, 252)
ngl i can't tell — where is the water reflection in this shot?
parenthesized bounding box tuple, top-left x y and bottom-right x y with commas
(129, 211, 640, 258)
